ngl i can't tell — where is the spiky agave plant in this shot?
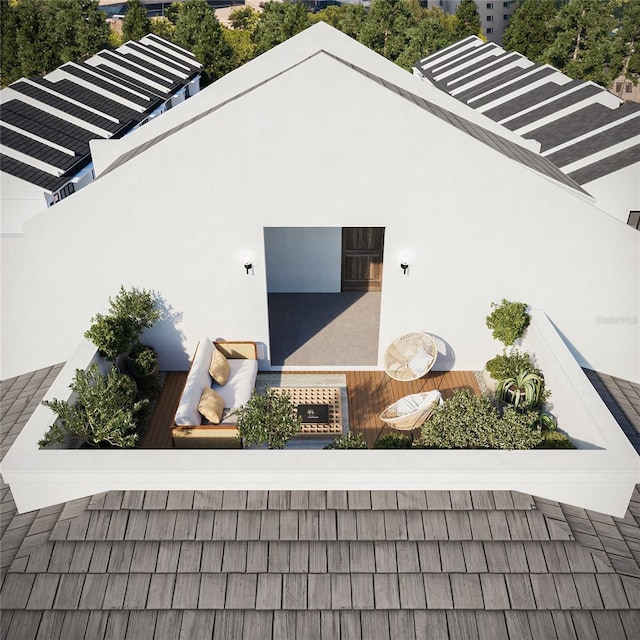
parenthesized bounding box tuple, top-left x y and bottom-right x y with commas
(496, 369, 544, 411)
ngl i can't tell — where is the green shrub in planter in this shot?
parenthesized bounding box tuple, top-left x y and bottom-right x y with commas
(324, 432, 368, 449)
(129, 343, 159, 377)
(85, 286, 160, 363)
(486, 299, 530, 349)
(237, 388, 302, 449)
(416, 389, 543, 449)
(536, 430, 575, 449)
(373, 432, 412, 449)
(486, 349, 536, 381)
(39, 363, 147, 448)
(496, 369, 545, 411)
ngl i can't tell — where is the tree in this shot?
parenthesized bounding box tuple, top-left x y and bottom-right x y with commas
(502, 0, 557, 62)
(358, 0, 417, 62)
(123, 0, 151, 43)
(1, 0, 112, 87)
(612, 0, 640, 92)
(544, 0, 617, 86)
(229, 6, 260, 32)
(150, 17, 176, 41)
(453, 0, 481, 40)
(252, 2, 311, 56)
(46, 0, 112, 64)
(395, 7, 457, 71)
(174, 0, 237, 83)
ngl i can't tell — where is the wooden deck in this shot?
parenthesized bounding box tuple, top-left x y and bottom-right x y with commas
(139, 370, 480, 449)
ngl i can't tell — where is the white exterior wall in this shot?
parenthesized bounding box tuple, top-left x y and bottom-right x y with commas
(264, 227, 341, 293)
(0, 173, 49, 235)
(2, 312, 638, 516)
(1, 37, 638, 382)
(582, 163, 640, 224)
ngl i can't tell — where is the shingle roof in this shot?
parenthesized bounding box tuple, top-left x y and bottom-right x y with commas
(0, 35, 201, 194)
(1, 366, 639, 639)
(415, 37, 640, 187)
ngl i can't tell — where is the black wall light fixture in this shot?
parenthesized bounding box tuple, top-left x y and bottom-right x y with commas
(401, 262, 409, 275)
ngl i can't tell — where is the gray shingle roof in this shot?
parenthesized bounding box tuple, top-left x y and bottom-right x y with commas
(415, 37, 640, 187)
(0, 36, 201, 194)
(1, 366, 639, 639)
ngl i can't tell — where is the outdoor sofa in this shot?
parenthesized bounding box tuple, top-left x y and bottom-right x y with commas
(171, 338, 258, 448)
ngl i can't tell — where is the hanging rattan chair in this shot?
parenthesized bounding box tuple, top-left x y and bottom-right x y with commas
(379, 390, 443, 431)
(383, 332, 438, 381)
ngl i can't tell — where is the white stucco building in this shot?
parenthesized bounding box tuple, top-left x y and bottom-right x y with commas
(1, 22, 638, 384)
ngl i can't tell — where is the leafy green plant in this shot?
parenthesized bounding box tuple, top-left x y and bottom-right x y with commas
(486, 299, 531, 349)
(416, 389, 543, 449)
(85, 286, 160, 363)
(486, 349, 536, 381)
(496, 369, 544, 411)
(536, 430, 575, 449)
(39, 363, 147, 448)
(537, 412, 558, 433)
(236, 388, 302, 449)
(324, 432, 368, 449)
(129, 343, 158, 377)
(373, 432, 412, 449)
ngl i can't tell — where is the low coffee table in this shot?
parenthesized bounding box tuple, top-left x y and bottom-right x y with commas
(272, 387, 343, 436)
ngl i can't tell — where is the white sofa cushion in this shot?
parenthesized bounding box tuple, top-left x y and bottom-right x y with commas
(174, 338, 214, 426)
(213, 358, 258, 409)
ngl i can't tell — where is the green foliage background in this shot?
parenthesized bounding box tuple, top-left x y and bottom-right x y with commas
(2, 0, 637, 92)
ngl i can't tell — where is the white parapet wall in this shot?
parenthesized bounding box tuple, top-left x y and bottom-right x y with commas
(2, 311, 639, 516)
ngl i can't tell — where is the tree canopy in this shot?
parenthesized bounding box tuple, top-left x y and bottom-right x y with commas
(2, 0, 638, 92)
(502, 0, 557, 62)
(122, 0, 151, 43)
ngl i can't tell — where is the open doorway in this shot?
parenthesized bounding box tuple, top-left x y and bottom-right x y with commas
(265, 227, 384, 366)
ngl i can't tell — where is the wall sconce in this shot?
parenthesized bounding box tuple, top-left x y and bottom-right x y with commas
(244, 261, 253, 275)
(400, 261, 409, 275)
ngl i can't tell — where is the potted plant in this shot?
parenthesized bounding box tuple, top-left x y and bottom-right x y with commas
(486, 299, 531, 352)
(84, 286, 160, 368)
(127, 342, 159, 380)
(39, 363, 148, 448)
(236, 388, 302, 449)
(496, 369, 544, 411)
(324, 432, 368, 449)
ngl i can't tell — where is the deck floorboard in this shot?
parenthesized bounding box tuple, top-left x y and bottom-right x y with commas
(140, 370, 480, 449)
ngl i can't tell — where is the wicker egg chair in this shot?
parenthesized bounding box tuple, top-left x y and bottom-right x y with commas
(379, 390, 443, 431)
(384, 332, 438, 381)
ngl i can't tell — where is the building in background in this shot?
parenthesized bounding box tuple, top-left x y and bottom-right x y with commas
(426, 0, 518, 44)
(0, 35, 202, 235)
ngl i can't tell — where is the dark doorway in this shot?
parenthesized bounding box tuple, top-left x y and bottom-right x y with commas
(341, 227, 385, 292)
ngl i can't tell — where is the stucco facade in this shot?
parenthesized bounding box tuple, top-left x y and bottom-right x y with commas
(1, 24, 638, 382)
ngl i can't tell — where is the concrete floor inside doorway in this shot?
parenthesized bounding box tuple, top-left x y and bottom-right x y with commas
(267, 292, 381, 366)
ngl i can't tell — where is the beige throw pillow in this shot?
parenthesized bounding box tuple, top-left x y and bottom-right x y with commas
(198, 387, 224, 424)
(209, 346, 230, 385)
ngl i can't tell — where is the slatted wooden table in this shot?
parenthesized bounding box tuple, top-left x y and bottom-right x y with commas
(272, 387, 343, 436)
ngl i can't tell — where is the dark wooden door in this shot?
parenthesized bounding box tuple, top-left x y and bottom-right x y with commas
(341, 227, 385, 292)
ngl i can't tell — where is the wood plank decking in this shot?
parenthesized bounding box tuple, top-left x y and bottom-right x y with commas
(139, 370, 480, 449)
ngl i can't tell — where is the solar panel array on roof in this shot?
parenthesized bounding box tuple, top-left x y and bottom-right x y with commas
(0, 35, 201, 197)
(415, 36, 640, 186)
(10, 81, 122, 134)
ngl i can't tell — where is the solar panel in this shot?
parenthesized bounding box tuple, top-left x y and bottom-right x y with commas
(95, 64, 169, 100)
(98, 52, 176, 90)
(0, 125, 77, 170)
(0, 153, 68, 191)
(121, 52, 184, 85)
(146, 34, 198, 62)
(33, 78, 139, 125)
(63, 64, 152, 107)
(142, 42, 201, 73)
(126, 42, 190, 75)
(11, 81, 121, 133)
(1, 100, 100, 152)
